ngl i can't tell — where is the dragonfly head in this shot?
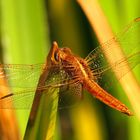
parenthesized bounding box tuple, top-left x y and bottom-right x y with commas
(50, 41, 73, 64)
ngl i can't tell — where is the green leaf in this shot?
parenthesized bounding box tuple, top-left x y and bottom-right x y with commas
(24, 88, 59, 140)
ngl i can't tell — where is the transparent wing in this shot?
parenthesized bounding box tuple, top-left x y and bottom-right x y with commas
(0, 88, 59, 109)
(85, 18, 140, 82)
(0, 63, 80, 109)
(0, 64, 45, 88)
(89, 50, 140, 83)
(47, 64, 82, 109)
(58, 82, 82, 109)
(0, 64, 78, 88)
(0, 90, 35, 109)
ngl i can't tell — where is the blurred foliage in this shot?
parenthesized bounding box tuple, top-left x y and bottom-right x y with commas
(1, 0, 50, 139)
(1, 0, 140, 140)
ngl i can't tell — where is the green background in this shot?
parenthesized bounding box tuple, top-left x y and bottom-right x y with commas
(1, 0, 140, 140)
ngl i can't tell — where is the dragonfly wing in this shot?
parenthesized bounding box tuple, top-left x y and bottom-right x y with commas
(0, 90, 35, 109)
(43, 64, 83, 108)
(85, 18, 140, 83)
(43, 63, 80, 88)
(0, 64, 44, 88)
(58, 82, 83, 109)
(91, 52, 140, 82)
(85, 18, 140, 64)
(0, 63, 80, 109)
(0, 64, 78, 89)
(0, 87, 59, 109)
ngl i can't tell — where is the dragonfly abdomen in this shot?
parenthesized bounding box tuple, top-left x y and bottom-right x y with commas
(83, 79, 133, 116)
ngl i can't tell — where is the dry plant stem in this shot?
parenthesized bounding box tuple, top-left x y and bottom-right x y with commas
(77, 0, 140, 119)
(0, 69, 20, 140)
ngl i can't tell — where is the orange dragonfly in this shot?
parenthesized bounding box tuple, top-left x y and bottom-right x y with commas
(0, 18, 140, 115)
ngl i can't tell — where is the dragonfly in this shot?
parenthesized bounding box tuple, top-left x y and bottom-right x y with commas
(0, 18, 140, 116)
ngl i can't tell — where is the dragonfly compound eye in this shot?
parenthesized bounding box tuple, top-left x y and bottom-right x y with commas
(54, 52, 60, 62)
